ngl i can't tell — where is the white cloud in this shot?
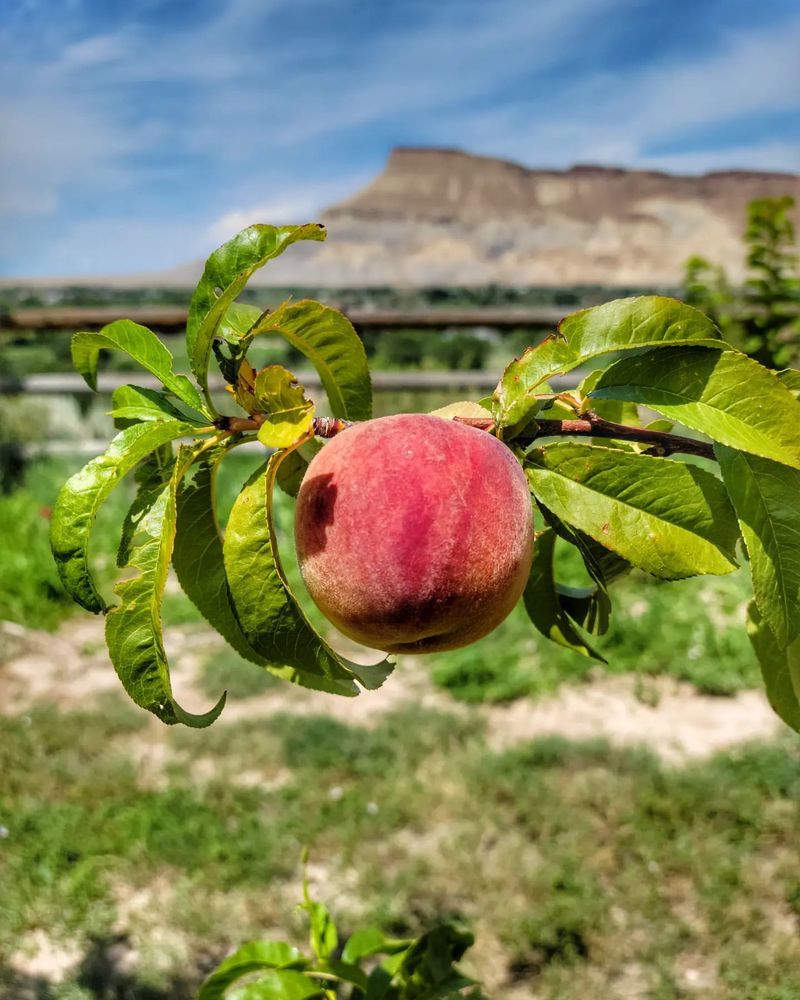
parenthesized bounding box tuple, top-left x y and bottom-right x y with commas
(425, 15, 800, 175)
(0, 94, 145, 217)
(205, 172, 373, 245)
(60, 31, 129, 68)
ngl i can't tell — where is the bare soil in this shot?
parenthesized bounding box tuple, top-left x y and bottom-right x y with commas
(0, 616, 781, 764)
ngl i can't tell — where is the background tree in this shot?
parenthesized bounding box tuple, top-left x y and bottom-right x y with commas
(684, 195, 800, 368)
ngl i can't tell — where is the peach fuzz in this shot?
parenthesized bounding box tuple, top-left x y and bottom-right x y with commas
(294, 413, 534, 654)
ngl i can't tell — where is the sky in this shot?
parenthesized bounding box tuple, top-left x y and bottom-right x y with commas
(1, 0, 799, 278)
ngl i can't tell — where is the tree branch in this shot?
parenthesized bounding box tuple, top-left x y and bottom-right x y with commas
(454, 414, 716, 459)
(214, 411, 715, 460)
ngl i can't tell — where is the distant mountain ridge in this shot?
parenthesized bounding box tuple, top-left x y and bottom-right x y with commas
(13, 148, 800, 287)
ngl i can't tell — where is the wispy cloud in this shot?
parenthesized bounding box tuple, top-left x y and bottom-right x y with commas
(1, 0, 798, 275)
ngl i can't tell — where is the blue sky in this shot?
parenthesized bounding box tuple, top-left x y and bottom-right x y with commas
(1, 0, 798, 277)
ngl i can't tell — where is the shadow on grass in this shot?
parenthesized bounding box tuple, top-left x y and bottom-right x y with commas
(0, 934, 218, 999)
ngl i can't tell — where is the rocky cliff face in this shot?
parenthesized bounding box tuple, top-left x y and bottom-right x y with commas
(246, 147, 799, 287)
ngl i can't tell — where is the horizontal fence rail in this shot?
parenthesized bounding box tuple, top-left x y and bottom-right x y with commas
(0, 370, 578, 396)
(0, 305, 566, 334)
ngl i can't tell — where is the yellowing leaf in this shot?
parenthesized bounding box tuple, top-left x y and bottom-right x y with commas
(232, 358, 259, 413)
(428, 400, 492, 420)
(255, 366, 315, 449)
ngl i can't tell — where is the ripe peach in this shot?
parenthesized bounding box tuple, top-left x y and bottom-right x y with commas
(294, 413, 534, 654)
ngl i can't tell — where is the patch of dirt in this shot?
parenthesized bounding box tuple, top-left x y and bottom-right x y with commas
(0, 617, 783, 763)
(7, 929, 82, 983)
(483, 674, 782, 763)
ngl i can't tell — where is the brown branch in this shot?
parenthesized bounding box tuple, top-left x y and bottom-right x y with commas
(214, 411, 715, 460)
(454, 414, 716, 460)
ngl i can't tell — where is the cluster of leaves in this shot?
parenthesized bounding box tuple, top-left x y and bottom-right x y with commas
(49, 222, 800, 735)
(200, 878, 478, 999)
(684, 195, 800, 368)
(489, 294, 800, 733)
(50, 224, 390, 728)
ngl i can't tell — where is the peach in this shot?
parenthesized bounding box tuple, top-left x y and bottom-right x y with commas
(294, 413, 534, 654)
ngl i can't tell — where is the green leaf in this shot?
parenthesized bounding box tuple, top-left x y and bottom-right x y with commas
(50, 420, 197, 612)
(199, 941, 304, 1000)
(492, 296, 722, 428)
(105, 447, 226, 727)
(523, 528, 605, 660)
(305, 898, 338, 962)
(577, 369, 640, 425)
(230, 970, 325, 1000)
(218, 301, 263, 345)
(245, 300, 372, 420)
(716, 446, 800, 648)
(540, 505, 631, 592)
(365, 965, 394, 1000)
(223, 450, 393, 695)
(777, 368, 800, 398)
(590, 347, 800, 469)
(394, 923, 475, 997)
(275, 438, 323, 499)
(108, 384, 202, 424)
(342, 928, 407, 964)
(536, 504, 630, 635)
(186, 224, 326, 407)
(254, 366, 315, 449)
(315, 959, 369, 993)
(747, 602, 800, 734)
(71, 320, 204, 412)
(211, 303, 267, 392)
(173, 441, 274, 670)
(555, 583, 611, 636)
(525, 443, 739, 579)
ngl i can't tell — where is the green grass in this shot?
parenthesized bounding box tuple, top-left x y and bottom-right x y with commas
(1, 699, 799, 998)
(198, 644, 281, 700)
(0, 459, 134, 630)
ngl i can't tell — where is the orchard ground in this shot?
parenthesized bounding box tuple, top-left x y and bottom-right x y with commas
(1, 456, 800, 999)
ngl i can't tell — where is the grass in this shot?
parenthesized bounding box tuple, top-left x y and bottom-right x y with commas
(1, 698, 799, 998)
(0, 459, 133, 631)
(198, 644, 281, 700)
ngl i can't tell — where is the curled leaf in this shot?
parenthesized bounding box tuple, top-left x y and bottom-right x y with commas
(186, 224, 326, 407)
(224, 446, 393, 696)
(72, 320, 204, 413)
(106, 447, 226, 727)
(244, 300, 372, 420)
(747, 602, 800, 733)
(50, 420, 197, 612)
(108, 384, 201, 424)
(255, 366, 315, 449)
(523, 528, 605, 660)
